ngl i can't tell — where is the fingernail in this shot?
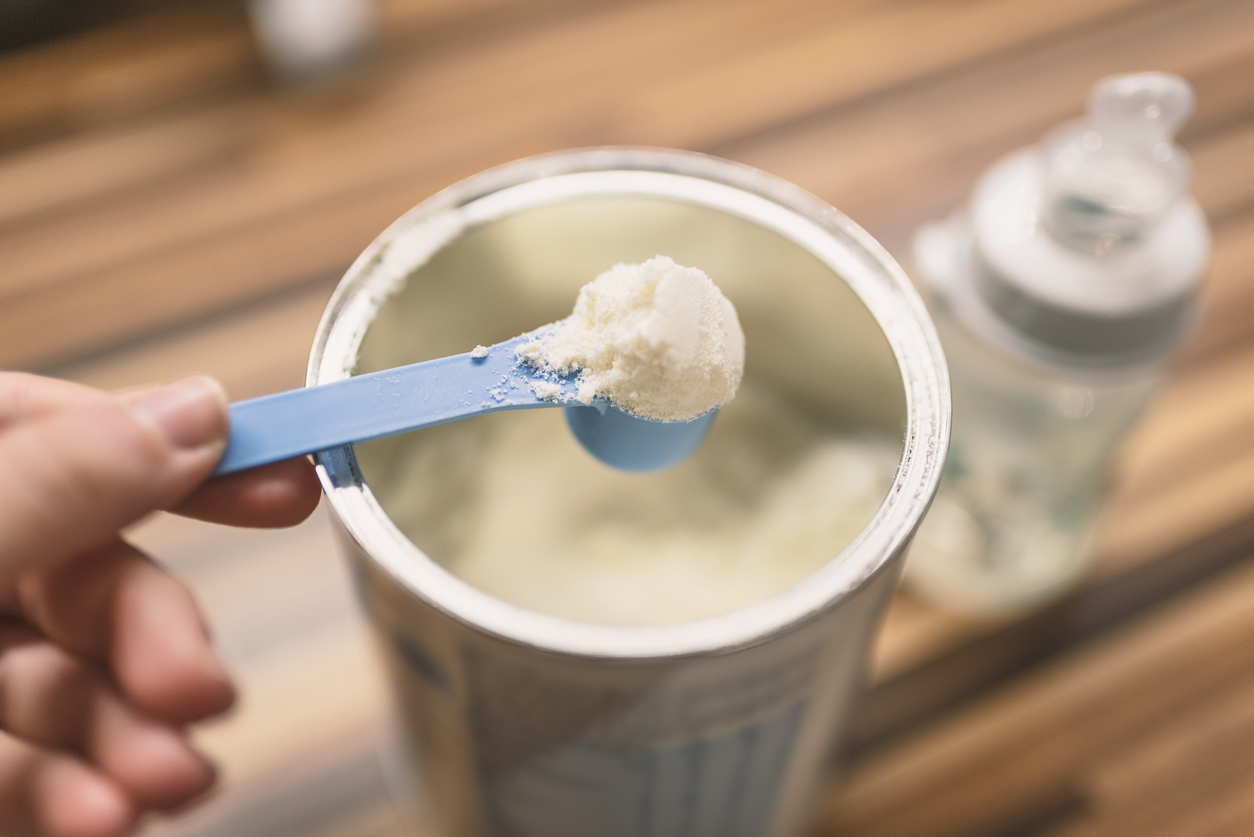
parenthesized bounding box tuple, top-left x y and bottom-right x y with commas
(126, 376, 228, 452)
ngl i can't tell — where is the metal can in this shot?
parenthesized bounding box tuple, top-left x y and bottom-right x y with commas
(309, 148, 949, 837)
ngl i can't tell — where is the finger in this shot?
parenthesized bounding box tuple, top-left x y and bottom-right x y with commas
(16, 542, 235, 725)
(0, 731, 134, 837)
(173, 456, 321, 528)
(0, 373, 113, 430)
(0, 623, 215, 810)
(0, 376, 228, 576)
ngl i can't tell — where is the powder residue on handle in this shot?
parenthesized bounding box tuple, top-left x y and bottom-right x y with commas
(517, 256, 745, 421)
(529, 380, 565, 401)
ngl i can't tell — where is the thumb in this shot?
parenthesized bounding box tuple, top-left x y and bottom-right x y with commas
(0, 376, 228, 576)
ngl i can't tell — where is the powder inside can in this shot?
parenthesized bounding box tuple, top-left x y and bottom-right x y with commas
(355, 248, 902, 626)
(517, 256, 745, 420)
(380, 382, 899, 625)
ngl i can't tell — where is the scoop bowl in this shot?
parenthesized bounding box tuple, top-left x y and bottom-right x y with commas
(566, 402, 717, 473)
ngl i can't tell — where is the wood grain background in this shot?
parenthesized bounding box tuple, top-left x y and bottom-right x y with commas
(2, 0, 1254, 834)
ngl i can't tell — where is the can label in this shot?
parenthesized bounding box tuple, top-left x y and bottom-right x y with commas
(474, 700, 806, 837)
(462, 645, 820, 837)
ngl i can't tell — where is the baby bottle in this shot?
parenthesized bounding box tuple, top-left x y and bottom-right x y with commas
(905, 73, 1210, 615)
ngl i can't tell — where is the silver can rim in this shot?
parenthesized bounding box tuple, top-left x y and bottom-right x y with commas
(308, 147, 951, 660)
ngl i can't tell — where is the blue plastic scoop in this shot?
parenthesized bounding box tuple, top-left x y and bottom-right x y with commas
(213, 330, 717, 477)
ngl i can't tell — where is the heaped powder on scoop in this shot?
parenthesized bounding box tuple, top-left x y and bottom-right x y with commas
(517, 256, 745, 421)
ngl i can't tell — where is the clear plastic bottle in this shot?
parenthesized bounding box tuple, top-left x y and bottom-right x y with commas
(905, 73, 1210, 615)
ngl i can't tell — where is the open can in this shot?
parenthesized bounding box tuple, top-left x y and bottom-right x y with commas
(309, 148, 949, 837)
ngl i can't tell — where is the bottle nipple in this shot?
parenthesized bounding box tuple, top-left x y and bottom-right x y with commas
(1043, 73, 1193, 257)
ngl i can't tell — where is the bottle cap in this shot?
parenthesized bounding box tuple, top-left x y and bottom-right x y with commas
(966, 73, 1208, 364)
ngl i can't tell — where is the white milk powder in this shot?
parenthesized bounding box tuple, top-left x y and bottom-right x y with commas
(517, 256, 745, 420)
(375, 380, 900, 625)
(360, 256, 900, 626)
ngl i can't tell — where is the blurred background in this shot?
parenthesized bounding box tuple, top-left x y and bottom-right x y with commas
(2, 0, 1254, 835)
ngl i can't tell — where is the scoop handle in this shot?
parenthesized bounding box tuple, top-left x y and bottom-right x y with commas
(213, 333, 566, 476)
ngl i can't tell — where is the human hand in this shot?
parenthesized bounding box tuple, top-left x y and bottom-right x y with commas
(0, 372, 321, 837)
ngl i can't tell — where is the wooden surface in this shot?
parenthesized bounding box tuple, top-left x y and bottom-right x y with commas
(3, 0, 1254, 835)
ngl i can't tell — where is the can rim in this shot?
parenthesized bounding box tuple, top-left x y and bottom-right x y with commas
(309, 147, 950, 660)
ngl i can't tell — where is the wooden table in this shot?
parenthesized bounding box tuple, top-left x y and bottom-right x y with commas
(3, 1, 1254, 835)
